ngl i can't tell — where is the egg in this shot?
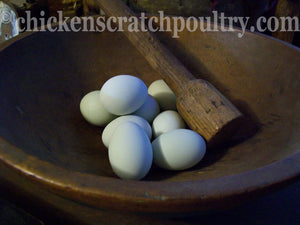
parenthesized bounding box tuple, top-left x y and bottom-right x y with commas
(133, 94, 160, 123)
(109, 122, 153, 180)
(152, 110, 185, 138)
(148, 79, 177, 111)
(152, 129, 206, 170)
(100, 75, 148, 115)
(80, 91, 117, 126)
(102, 115, 152, 148)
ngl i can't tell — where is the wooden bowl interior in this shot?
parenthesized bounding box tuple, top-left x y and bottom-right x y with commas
(0, 27, 299, 182)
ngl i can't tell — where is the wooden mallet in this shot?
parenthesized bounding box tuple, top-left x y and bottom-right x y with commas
(95, 0, 243, 147)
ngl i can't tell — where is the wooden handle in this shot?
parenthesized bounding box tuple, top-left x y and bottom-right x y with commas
(95, 0, 243, 146)
(94, 0, 194, 94)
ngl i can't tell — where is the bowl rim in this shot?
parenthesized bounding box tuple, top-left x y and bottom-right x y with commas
(0, 26, 300, 213)
(0, 135, 299, 213)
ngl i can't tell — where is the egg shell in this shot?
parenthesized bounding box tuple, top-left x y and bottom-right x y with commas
(148, 79, 177, 111)
(152, 129, 206, 170)
(152, 110, 185, 138)
(102, 115, 152, 148)
(100, 75, 148, 115)
(80, 91, 117, 126)
(133, 94, 160, 123)
(109, 122, 153, 180)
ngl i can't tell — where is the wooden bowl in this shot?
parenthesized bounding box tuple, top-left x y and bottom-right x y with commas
(0, 19, 299, 214)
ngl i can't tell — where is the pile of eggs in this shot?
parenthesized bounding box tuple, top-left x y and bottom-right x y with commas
(80, 75, 206, 180)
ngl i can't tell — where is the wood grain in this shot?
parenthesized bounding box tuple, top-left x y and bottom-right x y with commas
(273, 0, 300, 43)
(94, 0, 243, 145)
(0, 16, 299, 213)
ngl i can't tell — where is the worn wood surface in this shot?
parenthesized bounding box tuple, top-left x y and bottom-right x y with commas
(126, 0, 212, 16)
(273, 0, 300, 43)
(0, 164, 299, 224)
(95, 0, 243, 146)
(83, 0, 212, 16)
(0, 17, 299, 213)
